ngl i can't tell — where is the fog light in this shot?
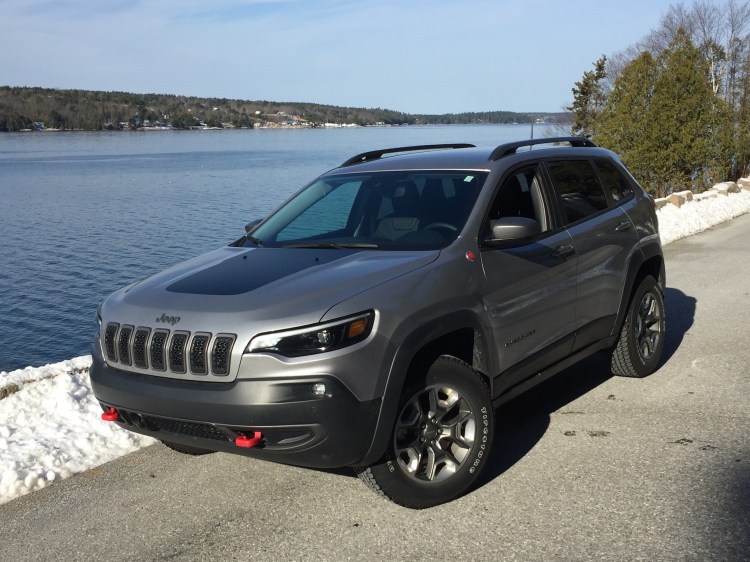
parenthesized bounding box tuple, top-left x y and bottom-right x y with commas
(312, 383, 327, 396)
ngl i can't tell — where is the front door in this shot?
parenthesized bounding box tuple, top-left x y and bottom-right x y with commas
(480, 163, 578, 395)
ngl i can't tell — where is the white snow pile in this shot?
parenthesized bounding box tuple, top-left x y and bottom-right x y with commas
(658, 189, 750, 246)
(1, 189, 749, 506)
(0, 356, 155, 505)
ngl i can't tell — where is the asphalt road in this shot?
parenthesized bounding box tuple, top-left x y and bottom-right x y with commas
(2, 214, 749, 562)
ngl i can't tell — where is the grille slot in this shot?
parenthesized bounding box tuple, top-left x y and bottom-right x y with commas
(169, 332, 188, 373)
(104, 323, 119, 362)
(117, 325, 133, 365)
(189, 334, 210, 375)
(211, 335, 235, 376)
(132, 328, 151, 369)
(150, 330, 169, 371)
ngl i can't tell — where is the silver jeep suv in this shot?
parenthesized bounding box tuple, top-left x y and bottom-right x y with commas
(91, 137, 665, 508)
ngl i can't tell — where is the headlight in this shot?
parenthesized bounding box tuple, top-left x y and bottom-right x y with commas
(247, 311, 374, 357)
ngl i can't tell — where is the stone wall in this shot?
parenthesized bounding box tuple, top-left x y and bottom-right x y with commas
(654, 179, 750, 209)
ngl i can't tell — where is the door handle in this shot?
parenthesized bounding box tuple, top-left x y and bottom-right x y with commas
(552, 244, 575, 258)
(615, 221, 633, 232)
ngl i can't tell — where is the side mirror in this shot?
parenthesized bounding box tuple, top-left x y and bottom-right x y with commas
(489, 216, 541, 242)
(245, 218, 263, 234)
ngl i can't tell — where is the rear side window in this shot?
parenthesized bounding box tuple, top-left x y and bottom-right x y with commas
(594, 158, 634, 202)
(545, 160, 607, 225)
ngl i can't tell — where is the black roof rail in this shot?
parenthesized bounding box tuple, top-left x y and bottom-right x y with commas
(341, 143, 475, 167)
(489, 136, 597, 161)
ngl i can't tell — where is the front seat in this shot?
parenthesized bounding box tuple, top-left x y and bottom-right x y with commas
(374, 180, 421, 240)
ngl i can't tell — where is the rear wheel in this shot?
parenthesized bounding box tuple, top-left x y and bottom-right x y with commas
(161, 440, 216, 456)
(611, 275, 665, 377)
(355, 355, 494, 508)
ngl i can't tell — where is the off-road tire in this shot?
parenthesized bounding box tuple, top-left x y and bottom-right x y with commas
(611, 275, 665, 378)
(161, 440, 216, 456)
(354, 355, 494, 509)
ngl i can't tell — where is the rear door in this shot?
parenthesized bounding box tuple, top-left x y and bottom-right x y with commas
(543, 158, 640, 351)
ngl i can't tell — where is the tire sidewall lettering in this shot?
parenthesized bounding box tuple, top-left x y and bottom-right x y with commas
(470, 411, 492, 471)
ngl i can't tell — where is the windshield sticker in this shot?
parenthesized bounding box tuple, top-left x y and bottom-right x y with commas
(464, 175, 474, 182)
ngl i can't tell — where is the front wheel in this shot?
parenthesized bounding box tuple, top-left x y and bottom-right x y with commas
(355, 355, 494, 508)
(611, 275, 666, 377)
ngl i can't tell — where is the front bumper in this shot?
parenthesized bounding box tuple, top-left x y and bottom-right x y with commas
(89, 349, 381, 468)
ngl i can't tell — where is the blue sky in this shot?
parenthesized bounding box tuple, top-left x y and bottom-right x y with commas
(2, 0, 678, 114)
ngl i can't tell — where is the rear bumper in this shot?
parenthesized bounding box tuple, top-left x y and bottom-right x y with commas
(89, 348, 381, 468)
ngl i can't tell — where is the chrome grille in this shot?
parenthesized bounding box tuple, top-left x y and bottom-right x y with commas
(104, 323, 118, 362)
(132, 328, 150, 369)
(102, 324, 236, 378)
(212, 336, 234, 376)
(168, 332, 188, 373)
(117, 325, 133, 365)
(150, 330, 168, 371)
(189, 334, 210, 375)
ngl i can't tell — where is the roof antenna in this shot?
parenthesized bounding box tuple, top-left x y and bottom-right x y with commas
(530, 119, 534, 150)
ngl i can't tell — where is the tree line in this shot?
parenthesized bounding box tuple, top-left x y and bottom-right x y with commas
(0, 86, 564, 132)
(568, 0, 750, 197)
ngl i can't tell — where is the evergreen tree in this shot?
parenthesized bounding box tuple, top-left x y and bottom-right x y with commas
(649, 29, 729, 193)
(567, 55, 607, 137)
(595, 30, 731, 196)
(596, 52, 659, 189)
(735, 52, 750, 175)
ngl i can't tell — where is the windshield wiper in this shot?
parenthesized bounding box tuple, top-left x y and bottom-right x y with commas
(283, 242, 379, 249)
(244, 235, 264, 247)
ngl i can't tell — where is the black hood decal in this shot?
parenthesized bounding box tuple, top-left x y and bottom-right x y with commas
(166, 248, 357, 295)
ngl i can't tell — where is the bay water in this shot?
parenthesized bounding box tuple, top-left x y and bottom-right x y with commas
(0, 124, 555, 370)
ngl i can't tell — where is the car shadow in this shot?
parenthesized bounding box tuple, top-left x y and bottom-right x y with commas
(662, 287, 696, 363)
(474, 285, 696, 492)
(474, 353, 613, 490)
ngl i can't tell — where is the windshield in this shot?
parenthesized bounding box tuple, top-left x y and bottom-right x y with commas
(247, 170, 487, 250)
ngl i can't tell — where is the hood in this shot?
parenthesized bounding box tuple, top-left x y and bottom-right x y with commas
(101, 246, 438, 336)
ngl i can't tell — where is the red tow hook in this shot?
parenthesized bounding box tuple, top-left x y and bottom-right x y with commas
(235, 432, 262, 448)
(101, 407, 120, 422)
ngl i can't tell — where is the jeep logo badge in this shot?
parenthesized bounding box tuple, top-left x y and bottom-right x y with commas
(155, 313, 181, 326)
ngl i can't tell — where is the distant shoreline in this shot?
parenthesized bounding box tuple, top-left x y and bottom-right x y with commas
(0, 85, 567, 133)
(7, 122, 554, 133)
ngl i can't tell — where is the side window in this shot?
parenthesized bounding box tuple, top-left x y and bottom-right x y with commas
(593, 158, 634, 203)
(545, 160, 608, 225)
(485, 164, 548, 236)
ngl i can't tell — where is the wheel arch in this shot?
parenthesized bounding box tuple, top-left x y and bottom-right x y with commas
(612, 243, 665, 338)
(356, 310, 491, 466)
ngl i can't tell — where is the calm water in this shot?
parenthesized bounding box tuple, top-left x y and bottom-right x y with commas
(0, 124, 554, 370)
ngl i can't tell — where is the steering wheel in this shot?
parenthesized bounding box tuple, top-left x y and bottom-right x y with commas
(424, 222, 458, 233)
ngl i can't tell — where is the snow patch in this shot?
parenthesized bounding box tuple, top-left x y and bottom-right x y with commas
(0, 356, 156, 505)
(657, 190, 750, 246)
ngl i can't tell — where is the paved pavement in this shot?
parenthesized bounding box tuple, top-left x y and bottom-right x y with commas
(1, 214, 749, 561)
